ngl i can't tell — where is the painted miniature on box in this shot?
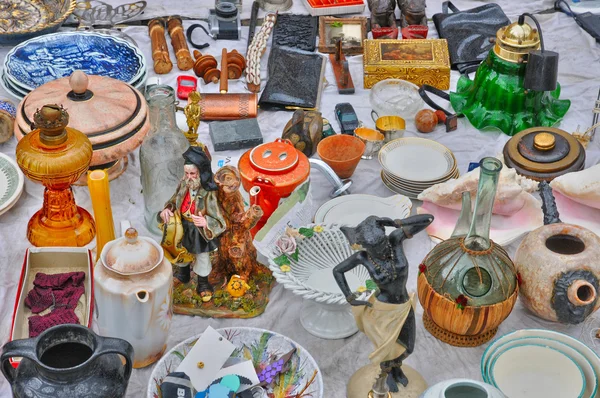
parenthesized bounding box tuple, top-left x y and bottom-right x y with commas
(333, 214, 433, 397)
(159, 147, 273, 318)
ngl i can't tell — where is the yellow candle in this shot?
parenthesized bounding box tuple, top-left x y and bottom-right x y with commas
(87, 170, 116, 260)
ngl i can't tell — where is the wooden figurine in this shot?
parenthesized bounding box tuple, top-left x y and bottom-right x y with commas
(398, 0, 427, 27)
(368, 0, 397, 30)
(329, 39, 355, 95)
(159, 146, 227, 302)
(213, 166, 264, 283)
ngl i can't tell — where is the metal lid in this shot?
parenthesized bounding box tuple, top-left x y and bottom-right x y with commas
(503, 127, 585, 181)
(103, 228, 162, 275)
(249, 140, 299, 173)
(494, 21, 540, 63)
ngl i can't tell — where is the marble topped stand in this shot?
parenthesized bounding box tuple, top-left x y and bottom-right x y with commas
(348, 364, 427, 398)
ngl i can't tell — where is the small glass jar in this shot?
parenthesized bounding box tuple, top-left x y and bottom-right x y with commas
(140, 85, 189, 235)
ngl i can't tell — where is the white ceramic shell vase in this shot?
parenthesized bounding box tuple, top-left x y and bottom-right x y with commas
(267, 225, 370, 339)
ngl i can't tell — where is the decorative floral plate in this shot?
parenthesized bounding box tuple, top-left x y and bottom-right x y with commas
(4, 31, 146, 91)
(147, 327, 323, 398)
(0, 153, 25, 216)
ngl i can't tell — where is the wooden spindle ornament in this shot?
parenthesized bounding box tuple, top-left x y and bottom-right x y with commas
(167, 16, 194, 71)
(192, 50, 220, 84)
(148, 18, 173, 74)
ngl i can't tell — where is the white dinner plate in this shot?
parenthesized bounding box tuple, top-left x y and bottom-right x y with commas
(381, 171, 419, 199)
(379, 137, 456, 182)
(314, 194, 412, 226)
(490, 343, 586, 398)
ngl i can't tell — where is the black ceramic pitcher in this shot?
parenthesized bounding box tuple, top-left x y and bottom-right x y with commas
(1, 324, 134, 398)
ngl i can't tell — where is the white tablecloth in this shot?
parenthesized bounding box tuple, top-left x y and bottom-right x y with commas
(1, 1, 600, 397)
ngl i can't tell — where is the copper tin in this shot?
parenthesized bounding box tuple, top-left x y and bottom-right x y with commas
(199, 93, 258, 120)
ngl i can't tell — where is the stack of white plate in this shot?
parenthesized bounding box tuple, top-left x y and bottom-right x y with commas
(482, 329, 600, 398)
(1, 31, 147, 100)
(378, 137, 458, 199)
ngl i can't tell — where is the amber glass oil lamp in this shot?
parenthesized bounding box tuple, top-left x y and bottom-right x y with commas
(16, 105, 96, 247)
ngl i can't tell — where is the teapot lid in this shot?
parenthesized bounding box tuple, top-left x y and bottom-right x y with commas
(249, 140, 300, 173)
(104, 228, 161, 275)
(503, 127, 585, 182)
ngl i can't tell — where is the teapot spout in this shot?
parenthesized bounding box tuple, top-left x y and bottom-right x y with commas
(131, 290, 152, 340)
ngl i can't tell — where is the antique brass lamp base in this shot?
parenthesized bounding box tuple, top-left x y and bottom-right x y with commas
(348, 363, 427, 398)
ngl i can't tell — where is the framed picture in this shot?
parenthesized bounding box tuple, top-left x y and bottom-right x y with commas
(318, 17, 367, 55)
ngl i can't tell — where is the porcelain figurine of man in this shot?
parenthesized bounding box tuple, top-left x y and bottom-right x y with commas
(160, 146, 226, 301)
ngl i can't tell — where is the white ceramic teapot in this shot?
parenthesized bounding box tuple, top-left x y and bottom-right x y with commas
(94, 223, 173, 368)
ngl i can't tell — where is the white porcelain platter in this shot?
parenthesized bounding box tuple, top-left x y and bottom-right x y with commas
(0, 153, 25, 217)
(314, 194, 412, 226)
(378, 137, 457, 182)
(482, 329, 600, 398)
(489, 343, 585, 398)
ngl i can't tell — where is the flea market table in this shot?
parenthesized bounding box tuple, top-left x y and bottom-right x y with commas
(1, 0, 600, 396)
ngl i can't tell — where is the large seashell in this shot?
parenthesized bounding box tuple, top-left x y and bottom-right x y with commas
(550, 164, 600, 210)
(417, 166, 537, 216)
(548, 164, 600, 237)
(417, 165, 543, 246)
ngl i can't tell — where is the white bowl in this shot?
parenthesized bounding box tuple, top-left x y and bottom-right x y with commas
(489, 343, 586, 398)
(483, 336, 597, 398)
(482, 328, 600, 397)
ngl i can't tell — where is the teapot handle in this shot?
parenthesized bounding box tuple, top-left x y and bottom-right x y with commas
(95, 337, 134, 382)
(1, 339, 37, 384)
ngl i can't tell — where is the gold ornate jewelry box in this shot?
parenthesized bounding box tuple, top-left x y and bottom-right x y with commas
(363, 39, 451, 89)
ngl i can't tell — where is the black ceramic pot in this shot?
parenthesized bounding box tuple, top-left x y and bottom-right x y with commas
(1, 324, 134, 398)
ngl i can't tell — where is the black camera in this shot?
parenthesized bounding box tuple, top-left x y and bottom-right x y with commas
(207, 1, 241, 40)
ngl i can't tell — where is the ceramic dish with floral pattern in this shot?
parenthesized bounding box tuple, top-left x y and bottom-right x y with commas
(147, 327, 323, 398)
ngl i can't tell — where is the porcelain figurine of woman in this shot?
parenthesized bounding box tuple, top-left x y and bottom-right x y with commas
(213, 165, 264, 283)
(333, 215, 433, 398)
(159, 146, 226, 302)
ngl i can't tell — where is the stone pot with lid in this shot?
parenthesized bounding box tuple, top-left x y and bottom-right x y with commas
(515, 181, 600, 324)
(14, 70, 150, 182)
(94, 223, 173, 368)
(503, 126, 585, 181)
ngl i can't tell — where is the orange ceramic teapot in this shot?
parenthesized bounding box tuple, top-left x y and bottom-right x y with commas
(238, 139, 310, 235)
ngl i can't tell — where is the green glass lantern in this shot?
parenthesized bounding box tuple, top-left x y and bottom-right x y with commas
(450, 18, 571, 136)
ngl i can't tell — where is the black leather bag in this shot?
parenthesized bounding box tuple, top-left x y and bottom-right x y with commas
(433, 1, 510, 73)
(259, 46, 326, 110)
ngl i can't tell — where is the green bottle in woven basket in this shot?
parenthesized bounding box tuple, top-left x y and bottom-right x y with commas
(417, 157, 519, 347)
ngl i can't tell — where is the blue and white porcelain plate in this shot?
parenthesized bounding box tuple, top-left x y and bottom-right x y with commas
(0, 153, 25, 217)
(4, 31, 146, 91)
